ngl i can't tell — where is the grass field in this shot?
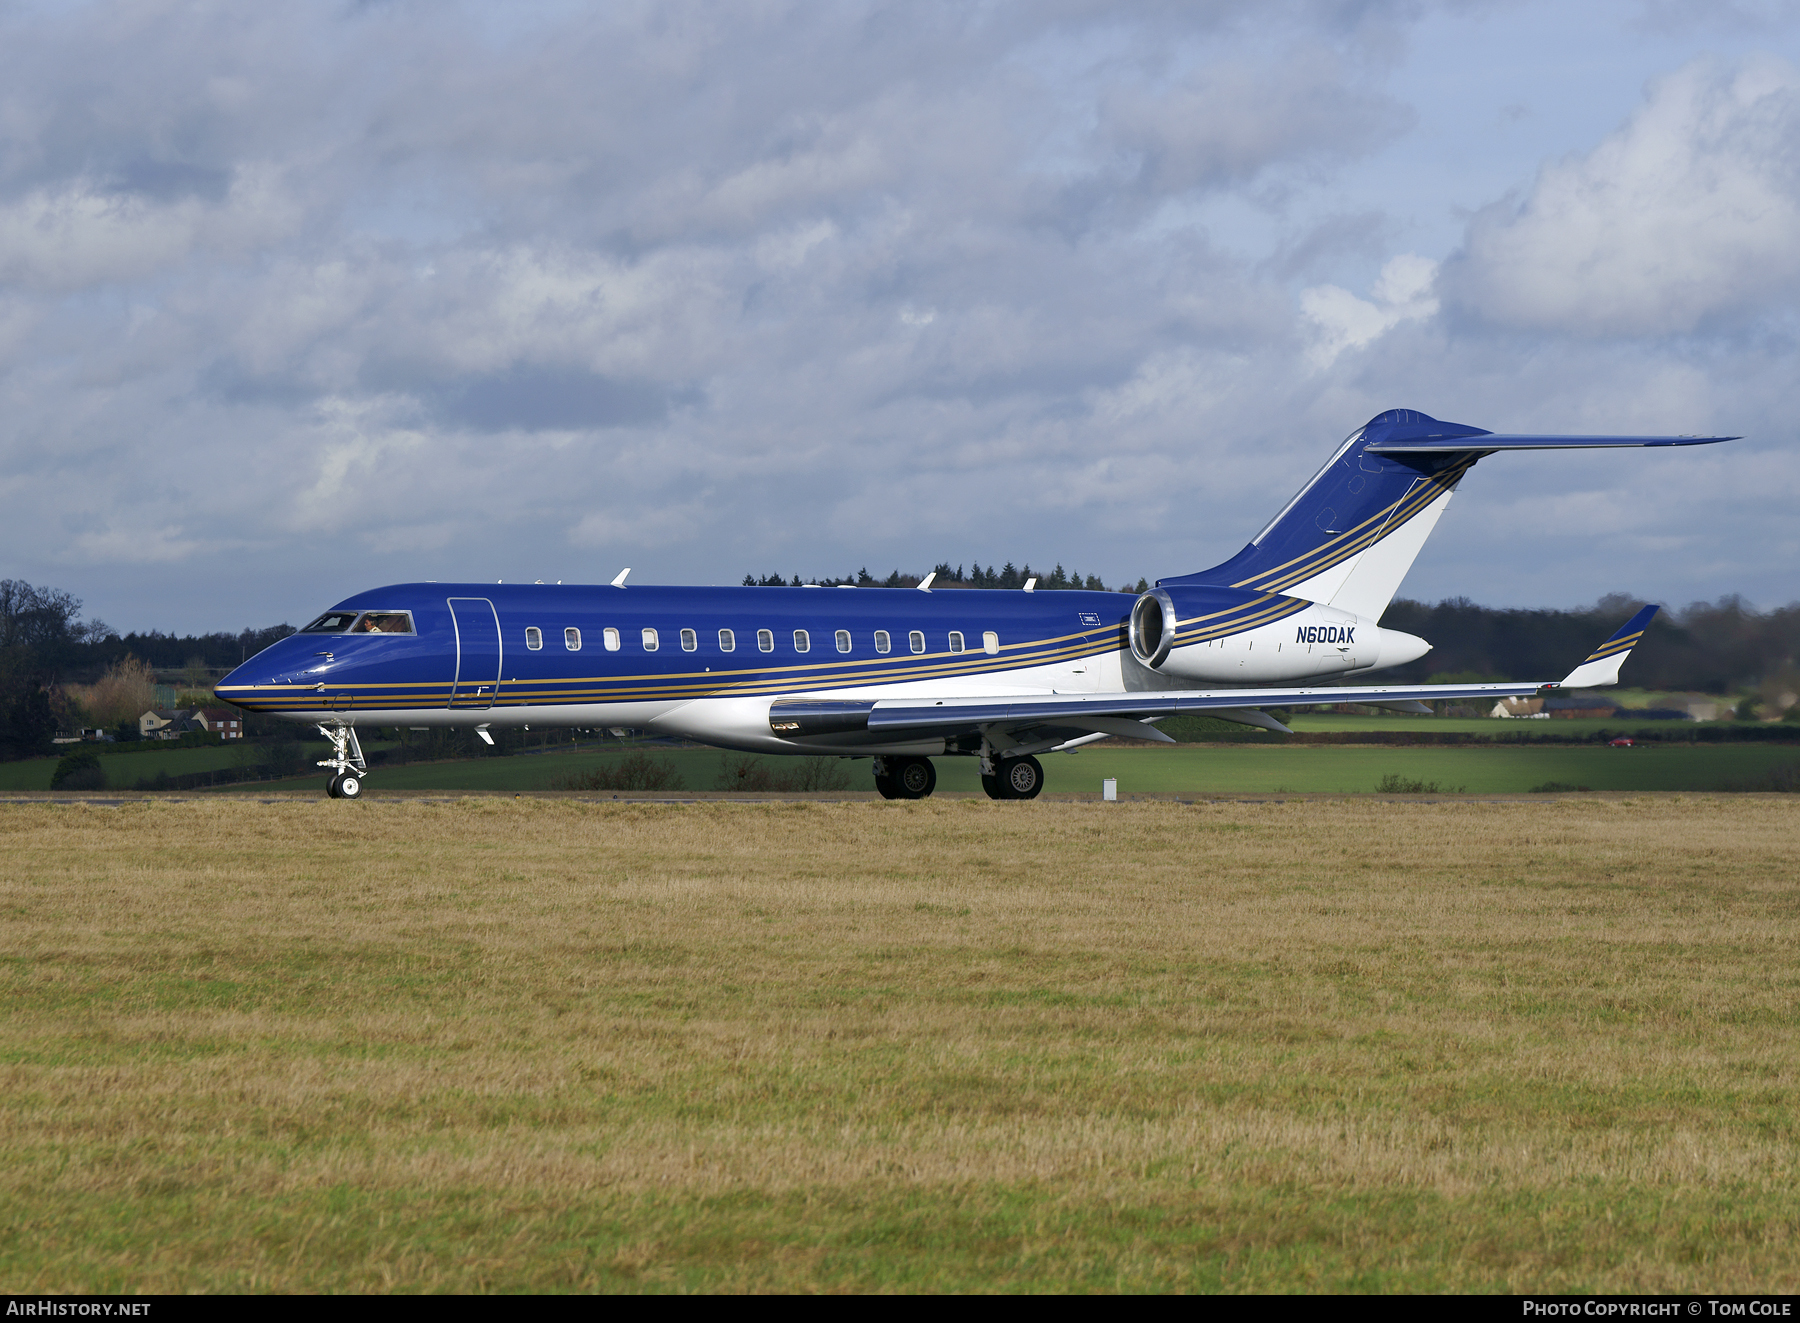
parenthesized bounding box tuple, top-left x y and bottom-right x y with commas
(198, 741, 1799, 796)
(3, 796, 1797, 1292)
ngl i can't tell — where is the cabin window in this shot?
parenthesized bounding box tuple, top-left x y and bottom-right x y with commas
(642, 627, 659, 651)
(719, 628, 736, 652)
(565, 627, 581, 651)
(353, 612, 414, 635)
(525, 627, 543, 651)
(874, 629, 891, 654)
(793, 629, 810, 653)
(835, 629, 851, 654)
(301, 611, 359, 634)
(948, 631, 965, 654)
(757, 628, 774, 652)
(603, 627, 620, 651)
(909, 630, 925, 654)
(680, 628, 698, 652)
(983, 631, 999, 655)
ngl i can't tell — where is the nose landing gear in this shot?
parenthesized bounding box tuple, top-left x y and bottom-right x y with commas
(318, 724, 368, 800)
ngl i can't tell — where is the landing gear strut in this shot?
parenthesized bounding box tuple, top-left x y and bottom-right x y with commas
(872, 755, 936, 799)
(318, 724, 367, 799)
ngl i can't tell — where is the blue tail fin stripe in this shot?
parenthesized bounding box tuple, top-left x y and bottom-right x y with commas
(1231, 457, 1478, 594)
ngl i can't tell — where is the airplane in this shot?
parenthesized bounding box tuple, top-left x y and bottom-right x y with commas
(214, 408, 1733, 799)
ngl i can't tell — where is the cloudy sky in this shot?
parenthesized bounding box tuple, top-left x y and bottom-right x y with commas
(2, 0, 1796, 634)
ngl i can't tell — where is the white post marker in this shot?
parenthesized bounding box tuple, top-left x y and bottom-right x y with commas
(1102, 778, 1117, 802)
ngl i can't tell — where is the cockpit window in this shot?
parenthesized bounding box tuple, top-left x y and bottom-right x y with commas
(301, 612, 360, 633)
(352, 612, 414, 635)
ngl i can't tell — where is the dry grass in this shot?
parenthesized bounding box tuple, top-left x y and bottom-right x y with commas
(2, 797, 1797, 1292)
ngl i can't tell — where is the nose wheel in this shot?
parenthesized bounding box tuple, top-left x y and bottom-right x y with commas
(317, 723, 368, 799)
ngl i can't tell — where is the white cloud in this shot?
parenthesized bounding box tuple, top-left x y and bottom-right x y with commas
(0, 2, 1784, 629)
(1299, 253, 1438, 368)
(1441, 56, 1800, 337)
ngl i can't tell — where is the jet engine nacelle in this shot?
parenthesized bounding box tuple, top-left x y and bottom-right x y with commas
(1129, 585, 1429, 683)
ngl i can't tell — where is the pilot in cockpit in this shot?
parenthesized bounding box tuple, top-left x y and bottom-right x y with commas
(353, 613, 411, 634)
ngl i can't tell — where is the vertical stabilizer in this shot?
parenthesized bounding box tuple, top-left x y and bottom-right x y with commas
(1163, 410, 1488, 617)
(1162, 411, 1734, 621)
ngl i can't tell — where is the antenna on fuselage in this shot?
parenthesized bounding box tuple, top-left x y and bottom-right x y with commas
(1023, 578, 1037, 592)
(917, 571, 935, 592)
(611, 568, 631, 587)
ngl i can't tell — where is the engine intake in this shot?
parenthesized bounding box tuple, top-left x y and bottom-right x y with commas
(1129, 589, 1177, 668)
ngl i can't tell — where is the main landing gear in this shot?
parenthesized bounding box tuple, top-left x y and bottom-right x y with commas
(868, 753, 1045, 800)
(872, 755, 936, 800)
(981, 754, 1044, 800)
(318, 724, 367, 800)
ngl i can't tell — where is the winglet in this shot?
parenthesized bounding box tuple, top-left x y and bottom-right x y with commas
(611, 568, 630, 587)
(917, 571, 935, 592)
(1558, 605, 1659, 689)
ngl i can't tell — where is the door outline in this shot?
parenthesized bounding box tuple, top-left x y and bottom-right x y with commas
(448, 597, 502, 710)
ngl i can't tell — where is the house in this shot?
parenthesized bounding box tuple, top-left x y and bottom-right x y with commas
(1490, 697, 1546, 718)
(140, 708, 206, 739)
(1543, 695, 1620, 720)
(196, 708, 245, 740)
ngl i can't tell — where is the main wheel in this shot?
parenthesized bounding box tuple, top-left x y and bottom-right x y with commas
(997, 755, 1043, 800)
(893, 756, 937, 799)
(981, 770, 1003, 800)
(873, 771, 903, 799)
(326, 773, 344, 799)
(338, 772, 363, 799)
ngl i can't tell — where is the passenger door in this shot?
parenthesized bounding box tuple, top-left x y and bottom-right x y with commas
(448, 597, 501, 710)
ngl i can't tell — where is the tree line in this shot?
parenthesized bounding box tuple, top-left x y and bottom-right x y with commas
(1380, 593, 1800, 697)
(0, 579, 298, 759)
(744, 563, 1147, 592)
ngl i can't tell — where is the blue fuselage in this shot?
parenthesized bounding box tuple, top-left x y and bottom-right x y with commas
(219, 581, 1139, 722)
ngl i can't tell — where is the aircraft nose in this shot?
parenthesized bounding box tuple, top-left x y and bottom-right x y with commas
(215, 642, 312, 709)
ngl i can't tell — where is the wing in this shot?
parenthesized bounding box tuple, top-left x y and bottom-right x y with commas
(766, 608, 1659, 753)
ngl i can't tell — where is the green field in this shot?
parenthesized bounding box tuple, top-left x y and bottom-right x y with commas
(0, 743, 256, 789)
(234, 742, 1799, 796)
(7, 726, 1795, 796)
(3, 797, 1796, 1291)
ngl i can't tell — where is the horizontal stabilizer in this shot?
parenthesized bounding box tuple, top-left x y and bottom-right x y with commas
(1557, 605, 1659, 689)
(1365, 434, 1735, 453)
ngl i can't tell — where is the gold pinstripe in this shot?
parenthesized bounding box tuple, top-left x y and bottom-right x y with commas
(1172, 594, 1309, 644)
(1582, 630, 1645, 662)
(1231, 456, 1479, 594)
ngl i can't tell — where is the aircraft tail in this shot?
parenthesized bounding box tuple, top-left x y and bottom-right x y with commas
(1161, 410, 1734, 620)
(1558, 605, 1658, 688)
